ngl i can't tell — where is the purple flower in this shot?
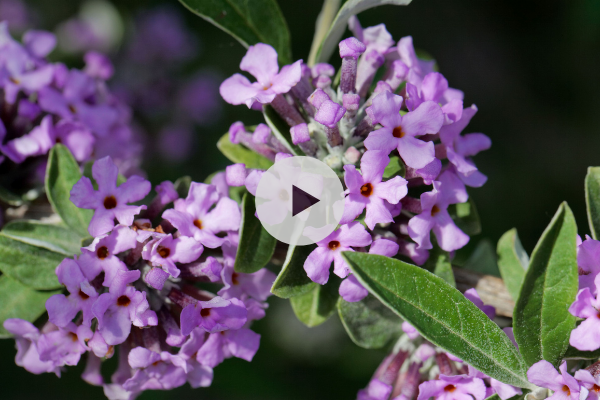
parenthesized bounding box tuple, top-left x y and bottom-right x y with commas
(84, 50, 113, 80)
(2, 319, 61, 375)
(70, 156, 151, 237)
(577, 236, 600, 294)
(177, 328, 214, 388)
(219, 43, 302, 108)
(54, 120, 96, 162)
(37, 322, 91, 367)
(143, 234, 204, 278)
(357, 379, 393, 400)
(123, 347, 187, 392)
(92, 270, 157, 345)
(179, 296, 247, 336)
(218, 265, 276, 302)
(46, 258, 98, 328)
(396, 36, 437, 86)
(527, 360, 587, 400)
(406, 72, 464, 125)
(303, 222, 372, 284)
(467, 365, 522, 400)
(417, 374, 486, 400)
(438, 105, 491, 188)
(408, 170, 470, 252)
(568, 273, 600, 351)
(364, 91, 443, 169)
(574, 370, 600, 400)
(162, 182, 240, 249)
(339, 238, 399, 302)
(340, 150, 408, 229)
(402, 321, 420, 340)
(78, 224, 137, 285)
(1, 114, 54, 163)
(196, 328, 261, 368)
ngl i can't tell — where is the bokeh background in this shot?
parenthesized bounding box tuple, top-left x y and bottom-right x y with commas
(1, 0, 600, 398)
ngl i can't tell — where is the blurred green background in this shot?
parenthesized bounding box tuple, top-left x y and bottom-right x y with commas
(2, 0, 600, 398)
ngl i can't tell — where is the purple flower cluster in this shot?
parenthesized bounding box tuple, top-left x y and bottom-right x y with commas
(357, 289, 522, 400)
(3, 156, 274, 398)
(0, 22, 142, 176)
(219, 17, 490, 303)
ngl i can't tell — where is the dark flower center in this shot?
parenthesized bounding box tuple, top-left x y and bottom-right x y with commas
(117, 295, 131, 307)
(593, 385, 600, 393)
(392, 126, 406, 138)
(431, 205, 440, 216)
(103, 195, 117, 209)
(194, 219, 203, 229)
(69, 104, 77, 114)
(579, 267, 591, 276)
(9, 77, 20, 84)
(69, 332, 78, 342)
(157, 246, 170, 258)
(96, 246, 109, 259)
(444, 385, 456, 392)
(328, 240, 341, 250)
(78, 289, 90, 300)
(262, 83, 273, 91)
(360, 183, 373, 197)
(232, 273, 239, 285)
(200, 308, 211, 317)
(562, 385, 570, 395)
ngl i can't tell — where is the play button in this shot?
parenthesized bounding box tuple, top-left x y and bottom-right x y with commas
(255, 156, 345, 245)
(292, 185, 320, 216)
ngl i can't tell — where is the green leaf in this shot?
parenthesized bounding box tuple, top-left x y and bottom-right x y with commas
(0, 185, 24, 206)
(585, 167, 600, 240)
(174, 176, 192, 199)
(338, 294, 402, 349)
(463, 239, 499, 276)
(216, 133, 274, 170)
(0, 234, 64, 290)
(383, 155, 405, 179)
(1, 220, 83, 256)
(314, 0, 412, 64)
(448, 197, 481, 236)
(45, 144, 92, 237)
(271, 244, 317, 298)
(263, 105, 305, 156)
(497, 229, 529, 302)
(234, 193, 277, 273)
(485, 395, 501, 400)
(514, 202, 578, 367)
(179, 0, 291, 65)
(0, 275, 61, 338)
(563, 345, 600, 360)
(423, 244, 455, 286)
(290, 274, 342, 327)
(307, 0, 341, 66)
(343, 252, 532, 389)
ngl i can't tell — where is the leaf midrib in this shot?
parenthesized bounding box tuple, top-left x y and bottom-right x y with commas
(360, 263, 530, 388)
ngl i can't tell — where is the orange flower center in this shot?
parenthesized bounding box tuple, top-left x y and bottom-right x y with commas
(79, 289, 90, 300)
(328, 240, 341, 250)
(232, 273, 239, 285)
(200, 308, 211, 317)
(96, 246, 109, 259)
(117, 295, 131, 307)
(444, 385, 456, 392)
(360, 183, 373, 197)
(157, 246, 170, 258)
(194, 219, 203, 229)
(431, 205, 440, 216)
(392, 126, 406, 138)
(562, 385, 570, 395)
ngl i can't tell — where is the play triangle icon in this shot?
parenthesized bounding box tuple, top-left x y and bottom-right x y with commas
(292, 185, 320, 216)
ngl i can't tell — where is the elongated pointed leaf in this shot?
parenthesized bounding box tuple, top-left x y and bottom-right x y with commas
(585, 167, 600, 239)
(423, 245, 455, 286)
(497, 229, 529, 302)
(290, 274, 341, 327)
(2, 220, 83, 256)
(179, 0, 291, 65)
(514, 202, 578, 367)
(271, 244, 317, 298)
(263, 105, 304, 156)
(0, 234, 64, 290)
(338, 294, 402, 349)
(217, 133, 274, 170)
(314, 0, 412, 64)
(45, 144, 92, 237)
(383, 155, 405, 179)
(464, 239, 499, 276)
(307, 0, 341, 66)
(563, 345, 600, 360)
(234, 193, 277, 273)
(0, 275, 61, 338)
(343, 252, 532, 389)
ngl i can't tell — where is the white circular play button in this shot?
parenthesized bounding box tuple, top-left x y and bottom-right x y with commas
(255, 156, 345, 245)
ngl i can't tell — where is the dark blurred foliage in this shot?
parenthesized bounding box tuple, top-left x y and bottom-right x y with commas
(2, 0, 600, 398)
